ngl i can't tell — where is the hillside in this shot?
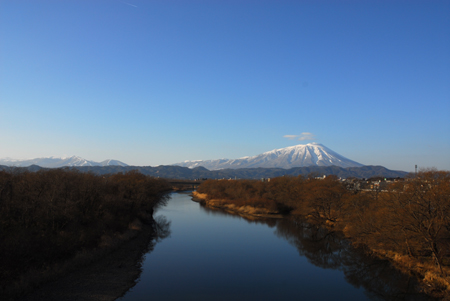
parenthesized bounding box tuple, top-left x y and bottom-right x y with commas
(0, 164, 408, 179)
(174, 143, 363, 170)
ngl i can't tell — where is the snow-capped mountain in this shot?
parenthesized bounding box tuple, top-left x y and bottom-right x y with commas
(0, 156, 129, 168)
(174, 143, 364, 170)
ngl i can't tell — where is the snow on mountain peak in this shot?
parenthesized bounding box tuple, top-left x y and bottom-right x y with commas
(174, 143, 364, 170)
(0, 156, 129, 168)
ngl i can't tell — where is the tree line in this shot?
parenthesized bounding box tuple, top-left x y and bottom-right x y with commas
(196, 170, 450, 295)
(0, 168, 171, 297)
(1, 164, 408, 180)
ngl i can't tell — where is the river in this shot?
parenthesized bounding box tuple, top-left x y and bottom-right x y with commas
(118, 192, 433, 301)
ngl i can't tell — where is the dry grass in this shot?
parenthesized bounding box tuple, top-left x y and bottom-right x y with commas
(369, 249, 450, 298)
(195, 175, 450, 299)
(199, 194, 282, 218)
(192, 191, 208, 200)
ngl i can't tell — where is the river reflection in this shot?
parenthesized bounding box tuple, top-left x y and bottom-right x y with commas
(200, 203, 432, 300)
(119, 192, 434, 301)
(275, 219, 432, 301)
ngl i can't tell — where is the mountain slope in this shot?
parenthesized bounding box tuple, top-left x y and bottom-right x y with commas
(174, 143, 363, 170)
(0, 164, 408, 180)
(0, 156, 128, 168)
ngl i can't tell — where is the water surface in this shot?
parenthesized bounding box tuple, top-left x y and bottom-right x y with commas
(119, 192, 431, 301)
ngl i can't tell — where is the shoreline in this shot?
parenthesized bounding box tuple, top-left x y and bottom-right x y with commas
(16, 222, 156, 301)
(192, 191, 450, 299)
(192, 191, 284, 219)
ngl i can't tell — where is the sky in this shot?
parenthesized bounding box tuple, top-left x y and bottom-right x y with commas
(1, 0, 449, 172)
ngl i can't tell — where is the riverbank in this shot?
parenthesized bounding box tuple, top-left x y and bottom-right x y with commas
(368, 249, 450, 300)
(192, 190, 450, 300)
(192, 191, 284, 219)
(16, 221, 155, 301)
(0, 169, 171, 300)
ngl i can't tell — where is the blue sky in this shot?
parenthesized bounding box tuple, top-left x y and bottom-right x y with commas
(1, 0, 449, 171)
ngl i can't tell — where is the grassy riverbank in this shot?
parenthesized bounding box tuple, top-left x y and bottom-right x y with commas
(0, 169, 171, 300)
(195, 171, 450, 299)
(192, 192, 283, 218)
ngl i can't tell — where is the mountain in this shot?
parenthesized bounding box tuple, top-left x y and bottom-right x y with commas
(174, 143, 364, 170)
(0, 156, 128, 168)
(99, 159, 129, 167)
(0, 164, 408, 180)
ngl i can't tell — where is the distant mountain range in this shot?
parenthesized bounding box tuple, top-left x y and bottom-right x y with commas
(1, 143, 361, 170)
(0, 144, 409, 179)
(174, 143, 363, 170)
(0, 164, 408, 180)
(0, 156, 128, 168)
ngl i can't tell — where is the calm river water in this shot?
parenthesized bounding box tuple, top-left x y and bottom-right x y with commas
(118, 192, 432, 301)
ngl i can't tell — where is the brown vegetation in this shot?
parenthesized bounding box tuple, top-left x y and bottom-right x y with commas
(196, 170, 450, 298)
(0, 168, 170, 299)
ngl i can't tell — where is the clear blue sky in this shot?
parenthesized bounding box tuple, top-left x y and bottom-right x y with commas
(1, 0, 449, 172)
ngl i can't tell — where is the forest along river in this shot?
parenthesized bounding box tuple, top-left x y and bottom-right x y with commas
(118, 191, 433, 301)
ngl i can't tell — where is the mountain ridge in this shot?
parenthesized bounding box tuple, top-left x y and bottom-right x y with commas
(174, 143, 363, 170)
(0, 164, 408, 180)
(0, 156, 128, 168)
